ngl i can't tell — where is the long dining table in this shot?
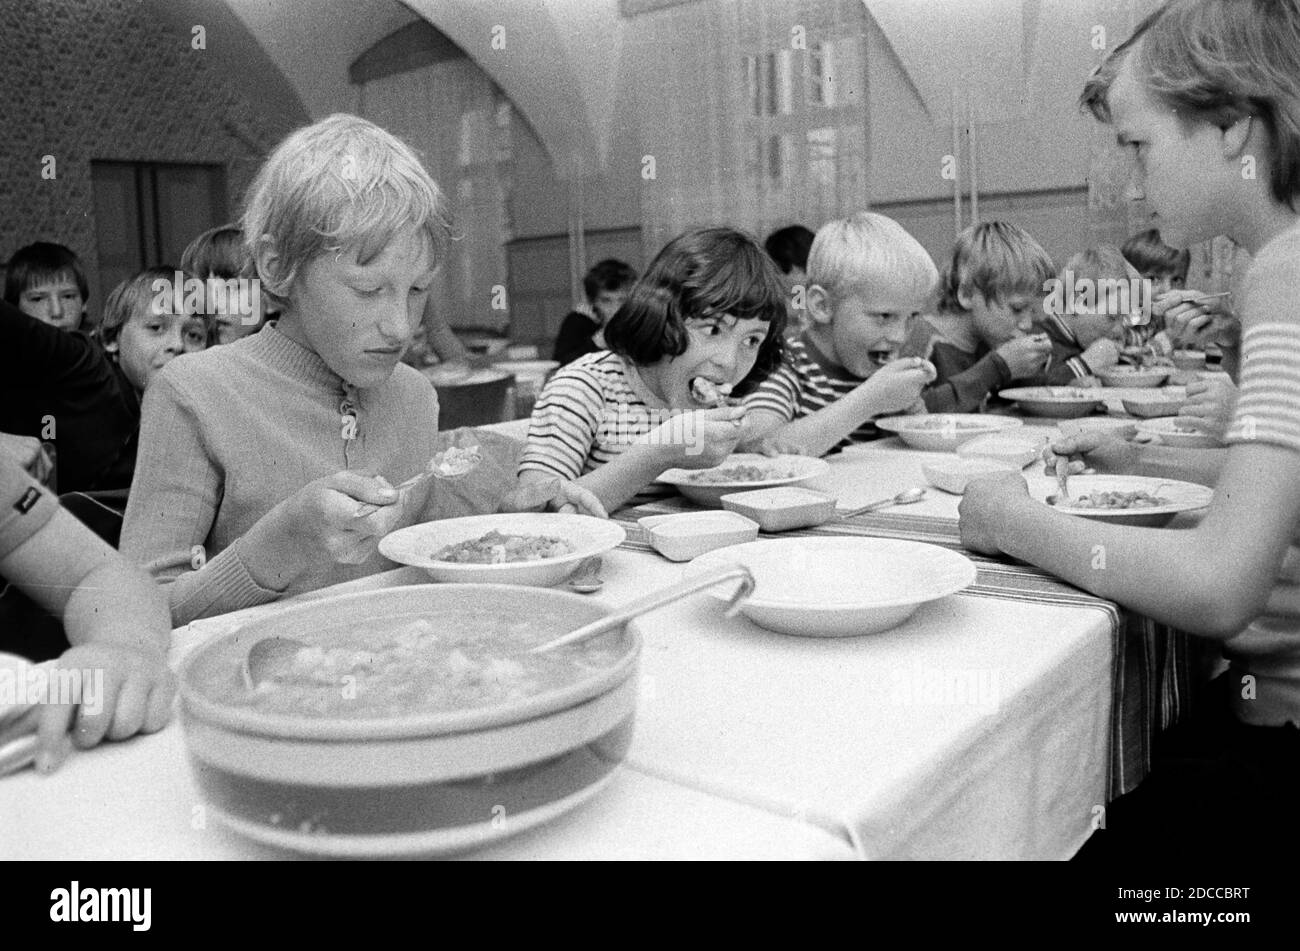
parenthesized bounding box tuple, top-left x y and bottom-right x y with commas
(1, 411, 1203, 861)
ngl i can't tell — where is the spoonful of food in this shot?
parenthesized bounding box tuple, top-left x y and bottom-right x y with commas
(354, 444, 482, 518)
(690, 377, 735, 407)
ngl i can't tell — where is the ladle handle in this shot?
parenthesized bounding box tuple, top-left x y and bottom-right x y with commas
(531, 564, 755, 654)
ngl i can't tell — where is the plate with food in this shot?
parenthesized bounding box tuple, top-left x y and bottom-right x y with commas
(687, 537, 977, 636)
(998, 386, 1107, 419)
(379, 513, 626, 586)
(658, 453, 830, 507)
(1026, 474, 1212, 527)
(874, 414, 1022, 451)
(1134, 418, 1222, 449)
(179, 583, 638, 856)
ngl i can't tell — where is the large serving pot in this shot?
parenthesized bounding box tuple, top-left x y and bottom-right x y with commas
(179, 584, 640, 857)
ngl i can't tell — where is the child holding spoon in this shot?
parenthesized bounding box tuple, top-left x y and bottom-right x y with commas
(121, 115, 600, 626)
(959, 0, 1300, 857)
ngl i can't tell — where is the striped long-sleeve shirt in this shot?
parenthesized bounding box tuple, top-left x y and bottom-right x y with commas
(1219, 222, 1300, 727)
(741, 335, 884, 452)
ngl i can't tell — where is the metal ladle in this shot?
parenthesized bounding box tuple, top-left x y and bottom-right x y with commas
(530, 564, 755, 654)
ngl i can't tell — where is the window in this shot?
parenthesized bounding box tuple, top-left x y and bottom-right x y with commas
(91, 161, 227, 303)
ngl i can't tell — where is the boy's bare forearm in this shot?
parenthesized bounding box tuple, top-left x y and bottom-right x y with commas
(763, 389, 877, 457)
(524, 444, 672, 514)
(1132, 443, 1227, 486)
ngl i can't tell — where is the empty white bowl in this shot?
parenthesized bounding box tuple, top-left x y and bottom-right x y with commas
(637, 511, 759, 562)
(720, 486, 838, 532)
(922, 458, 1023, 495)
(379, 513, 625, 586)
(956, 431, 1047, 469)
(687, 538, 977, 637)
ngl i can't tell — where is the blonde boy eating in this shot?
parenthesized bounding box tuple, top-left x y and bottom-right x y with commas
(741, 212, 937, 456)
(122, 115, 597, 626)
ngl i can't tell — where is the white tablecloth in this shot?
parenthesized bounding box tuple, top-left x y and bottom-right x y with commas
(2, 436, 1116, 860)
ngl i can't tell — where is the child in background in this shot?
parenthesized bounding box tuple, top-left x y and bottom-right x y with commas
(959, 0, 1300, 858)
(3, 242, 91, 334)
(121, 115, 598, 627)
(0, 455, 174, 773)
(764, 225, 816, 339)
(741, 212, 937, 457)
(1122, 227, 1189, 298)
(905, 222, 1055, 412)
(552, 259, 638, 367)
(181, 225, 262, 345)
(520, 228, 786, 513)
(100, 266, 211, 394)
(1037, 245, 1135, 381)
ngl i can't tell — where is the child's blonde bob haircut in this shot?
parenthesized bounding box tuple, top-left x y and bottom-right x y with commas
(242, 114, 453, 309)
(807, 212, 938, 308)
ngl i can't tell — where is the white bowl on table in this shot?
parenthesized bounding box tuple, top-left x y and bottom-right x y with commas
(874, 414, 1022, 451)
(720, 486, 838, 532)
(1057, 416, 1139, 440)
(921, 458, 1024, 495)
(658, 454, 830, 508)
(178, 584, 639, 857)
(1120, 387, 1187, 419)
(379, 513, 625, 586)
(956, 431, 1047, 469)
(1134, 418, 1222, 449)
(687, 538, 977, 637)
(1097, 366, 1171, 388)
(999, 386, 1107, 419)
(1025, 474, 1212, 527)
(638, 511, 759, 561)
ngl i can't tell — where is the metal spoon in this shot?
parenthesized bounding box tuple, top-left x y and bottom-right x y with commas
(530, 564, 755, 654)
(837, 487, 927, 520)
(567, 556, 605, 593)
(354, 445, 482, 518)
(243, 635, 309, 690)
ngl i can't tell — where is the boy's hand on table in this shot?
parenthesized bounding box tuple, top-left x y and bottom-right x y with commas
(996, 334, 1052, 379)
(34, 643, 175, 772)
(1041, 431, 1139, 476)
(860, 358, 935, 414)
(958, 471, 1030, 555)
(1175, 377, 1237, 440)
(499, 477, 607, 519)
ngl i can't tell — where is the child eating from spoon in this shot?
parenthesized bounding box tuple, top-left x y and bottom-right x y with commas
(740, 212, 938, 457)
(122, 114, 600, 626)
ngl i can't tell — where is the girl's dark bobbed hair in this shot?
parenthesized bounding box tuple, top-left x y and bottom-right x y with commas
(603, 226, 788, 388)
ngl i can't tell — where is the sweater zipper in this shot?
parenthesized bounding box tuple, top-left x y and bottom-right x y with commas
(340, 383, 359, 468)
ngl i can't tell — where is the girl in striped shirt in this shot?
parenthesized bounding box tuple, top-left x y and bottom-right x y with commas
(519, 228, 788, 512)
(959, 0, 1300, 857)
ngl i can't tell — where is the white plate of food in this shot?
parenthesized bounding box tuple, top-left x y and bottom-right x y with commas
(379, 513, 626, 586)
(998, 386, 1107, 419)
(874, 414, 1022, 451)
(1026, 474, 1212, 527)
(658, 453, 830, 507)
(687, 538, 976, 637)
(1134, 418, 1222, 449)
